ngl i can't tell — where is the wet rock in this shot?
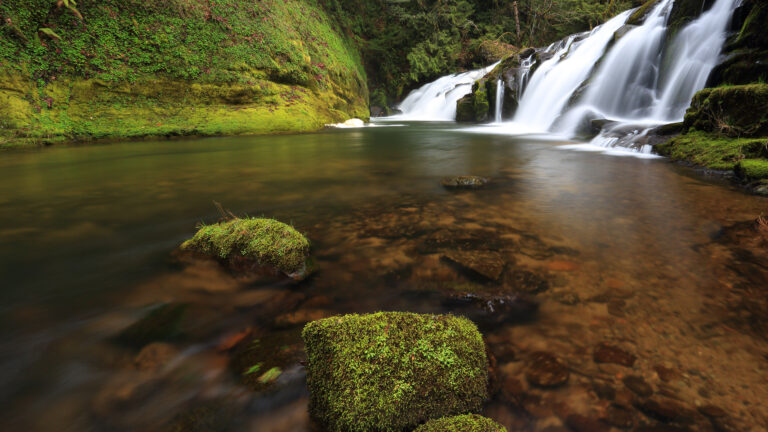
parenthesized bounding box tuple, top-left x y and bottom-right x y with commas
(607, 299, 627, 317)
(565, 414, 610, 432)
(443, 292, 539, 325)
(592, 381, 616, 400)
(134, 343, 179, 370)
(654, 365, 681, 382)
(504, 269, 550, 294)
(116, 303, 188, 348)
(443, 250, 505, 281)
(418, 229, 511, 253)
(603, 404, 635, 429)
(519, 235, 555, 259)
(623, 375, 653, 397)
(519, 47, 536, 59)
(634, 426, 693, 432)
(441, 175, 489, 189)
(166, 400, 240, 432)
(593, 343, 637, 367)
(501, 376, 526, 404)
(710, 416, 739, 432)
(526, 351, 570, 388)
(216, 328, 253, 352)
(491, 342, 516, 362)
(698, 405, 727, 419)
(637, 397, 696, 423)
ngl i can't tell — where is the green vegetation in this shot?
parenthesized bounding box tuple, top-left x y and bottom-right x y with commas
(414, 414, 508, 432)
(736, 159, 768, 180)
(302, 312, 488, 432)
(0, 0, 368, 147)
(682, 84, 768, 137)
(456, 81, 490, 122)
(181, 217, 310, 278)
(656, 131, 768, 171)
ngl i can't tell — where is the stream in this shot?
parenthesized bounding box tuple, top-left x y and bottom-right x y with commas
(0, 123, 766, 430)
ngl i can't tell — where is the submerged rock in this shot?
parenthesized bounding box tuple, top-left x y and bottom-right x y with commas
(443, 250, 505, 281)
(525, 351, 570, 388)
(593, 343, 637, 367)
(116, 303, 188, 348)
(414, 414, 507, 432)
(442, 292, 539, 326)
(302, 312, 488, 432)
(180, 217, 311, 280)
(441, 175, 490, 189)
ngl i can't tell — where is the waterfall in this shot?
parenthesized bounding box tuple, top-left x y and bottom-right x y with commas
(516, 56, 535, 101)
(494, 79, 505, 123)
(383, 62, 499, 121)
(511, 10, 632, 132)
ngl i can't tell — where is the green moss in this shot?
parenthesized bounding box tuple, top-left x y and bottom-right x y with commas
(667, 0, 708, 37)
(627, 0, 661, 26)
(0, 0, 368, 148)
(656, 131, 768, 170)
(414, 414, 507, 432)
(302, 312, 488, 432)
(682, 84, 768, 137)
(181, 218, 310, 277)
(736, 158, 768, 180)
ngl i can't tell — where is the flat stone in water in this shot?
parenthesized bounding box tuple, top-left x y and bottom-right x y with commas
(565, 414, 610, 432)
(441, 175, 489, 189)
(504, 269, 550, 294)
(443, 250, 505, 281)
(594, 343, 637, 367)
(526, 351, 569, 388)
(637, 396, 695, 423)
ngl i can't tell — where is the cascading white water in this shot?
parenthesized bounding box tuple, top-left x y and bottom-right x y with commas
(510, 10, 632, 132)
(558, 0, 736, 138)
(494, 79, 505, 123)
(516, 56, 535, 101)
(383, 62, 499, 121)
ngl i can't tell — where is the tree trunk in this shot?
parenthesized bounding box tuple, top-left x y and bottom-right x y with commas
(513, 1, 521, 45)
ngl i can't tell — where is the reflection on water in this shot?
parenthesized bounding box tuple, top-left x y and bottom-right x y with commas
(0, 124, 766, 430)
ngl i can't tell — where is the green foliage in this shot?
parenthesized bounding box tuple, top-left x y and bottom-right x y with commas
(683, 84, 768, 137)
(181, 217, 310, 276)
(302, 312, 488, 432)
(415, 414, 507, 432)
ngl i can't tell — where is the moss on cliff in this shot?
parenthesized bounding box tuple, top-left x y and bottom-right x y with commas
(0, 0, 368, 148)
(302, 312, 488, 432)
(682, 84, 768, 137)
(656, 131, 768, 171)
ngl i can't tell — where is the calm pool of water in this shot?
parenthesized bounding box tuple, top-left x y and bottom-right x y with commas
(0, 124, 766, 431)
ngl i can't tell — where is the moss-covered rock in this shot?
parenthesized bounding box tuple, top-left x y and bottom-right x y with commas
(682, 84, 768, 137)
(180, 218, 310, 280)
(414, 414, 507, 432)
(441, 175, 490, 189)
(302, 312, 488, 432)
(656, 131, 768, 170)
(627, 0, 662, 25)
(667, 0, 714, 37)
(455, 80, 490, 123)
(736, 158, 768, 180)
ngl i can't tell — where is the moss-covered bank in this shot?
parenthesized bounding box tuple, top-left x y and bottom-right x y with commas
(302, 312, 488, 432)
(0, 0, 368, 148)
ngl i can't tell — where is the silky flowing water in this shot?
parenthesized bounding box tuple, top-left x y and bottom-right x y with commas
(0, 125, 767, 431)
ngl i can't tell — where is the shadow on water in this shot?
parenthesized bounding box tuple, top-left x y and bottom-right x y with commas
(0, 124, 766, 430)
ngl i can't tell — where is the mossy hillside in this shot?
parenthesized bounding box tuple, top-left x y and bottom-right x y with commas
(302, 312, 488, 432)
(414, 414, 507, 432)
(0, 0, 368, 147)
(180, 218, 310, 277)
(656, 131, 768, 171)
(682, 84, 768, 137)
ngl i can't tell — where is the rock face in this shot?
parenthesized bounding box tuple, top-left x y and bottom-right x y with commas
(302, 312, 488, 432)
(456, 81, 491, 122)
(414, 414, 507, 432)
(180, 217, 311, 280)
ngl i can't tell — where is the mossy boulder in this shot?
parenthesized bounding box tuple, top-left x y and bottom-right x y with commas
(441, 175, 490, 189)
(180, 218, 311, 280)
(302, 312, 489, 432)
(683, 84, 768, 137)
(656, 131, 768, 170)
(456, 80, 490, 123)
(414, 414, 507, 432)
(736, 158, 768, 180)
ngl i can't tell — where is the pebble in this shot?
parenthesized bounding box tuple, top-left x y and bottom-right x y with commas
(526, 351, 570, 388)
(594, 342, 637, 367)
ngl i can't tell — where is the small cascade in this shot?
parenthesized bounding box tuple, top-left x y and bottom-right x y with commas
(384, 62, 499, 121)
(516, 56, 535, 100)
(494, 79, 505, 123)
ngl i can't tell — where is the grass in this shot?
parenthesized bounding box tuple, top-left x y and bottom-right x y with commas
(302, 312, 488, 432)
